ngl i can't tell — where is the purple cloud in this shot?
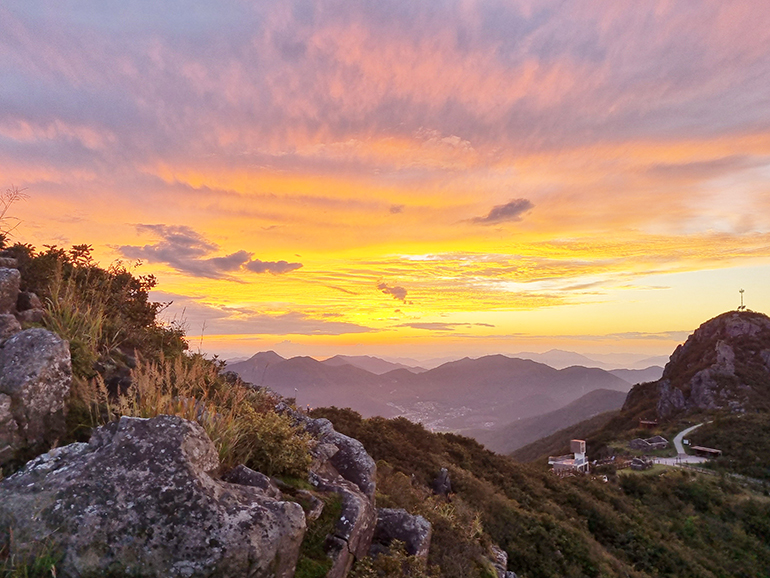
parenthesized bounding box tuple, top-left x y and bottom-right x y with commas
(377, 282, 408, 302)
(472, 199, 534, 224)
(118, 224, 302, 279)
(244, 259, 303, 275)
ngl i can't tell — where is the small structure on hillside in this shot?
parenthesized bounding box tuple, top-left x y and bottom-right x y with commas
(691, 446, 722, 459)
(629, 435, 669, 451)
(549, 440, 589, 475)
(639, 419, 658, 430)
(630, 457, 653, 471)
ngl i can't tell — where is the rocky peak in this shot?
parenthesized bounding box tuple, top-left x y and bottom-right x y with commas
(655, 310, 770, 418)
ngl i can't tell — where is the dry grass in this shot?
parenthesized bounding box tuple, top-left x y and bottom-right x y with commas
(74, 354, 314, 476)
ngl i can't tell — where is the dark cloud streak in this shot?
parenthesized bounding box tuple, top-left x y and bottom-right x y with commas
(119, 224, 302, 279)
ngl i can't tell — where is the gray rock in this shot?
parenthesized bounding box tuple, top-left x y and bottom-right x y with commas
(0, 415, 306, 578)
(0, 313, 21, 339)
(16, 291, 42, 312)
(0, 268, 20, 314)
(0, 328, 71, 462)
(371, 508, 432, 559)
(0, 393, 19, 464)
(0, 257, 18, 268)
(432, 467, 453, 497)
(309, 472, 376, 578)
(296, 489, 325, 521)
(277, 404, 378, 577)
(14, 309, 44, 325)
(223, 463, 283, 500)
(715, 340, 735, 372)
(306, 417, 376, 501)
(489, 545, 509, 578)
(656, 380, 686, 418)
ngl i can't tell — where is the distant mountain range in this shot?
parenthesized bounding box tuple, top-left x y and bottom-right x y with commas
(227, 351, 643, 431)
(510, 349, 668, 370)
(322, 355, 426, 374)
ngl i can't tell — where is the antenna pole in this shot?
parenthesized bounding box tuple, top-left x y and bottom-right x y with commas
(739, 289, 745, 311)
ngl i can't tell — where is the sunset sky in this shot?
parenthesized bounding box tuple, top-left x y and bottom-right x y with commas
(2, 1, 770, 362)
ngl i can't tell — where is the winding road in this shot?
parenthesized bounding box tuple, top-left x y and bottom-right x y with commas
(657, 423, 710, 466)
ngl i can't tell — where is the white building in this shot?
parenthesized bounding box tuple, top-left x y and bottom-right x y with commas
(548, 439, 589, 475)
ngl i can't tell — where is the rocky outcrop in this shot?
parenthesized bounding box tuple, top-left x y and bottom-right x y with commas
(489, 544, 518, 578)
(279, 404, 377, 578)
(15, 290, 44, 324)
(223, 463, 284, 500)
(0, 415, 306, 578)
(645, 311, 770, 418)
(0, 314, 21, 339)
(0, 328, 71, 464)
(306, 417, 377, 501)
(370, 508, 431, 559)
(0, 261, 46, 331)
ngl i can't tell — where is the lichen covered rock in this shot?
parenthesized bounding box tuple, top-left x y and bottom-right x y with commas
(0, 415, 306, 578)
(278, 403, 378, 578)
(0, 328, 71, 462)
(371, 508, 431, 559)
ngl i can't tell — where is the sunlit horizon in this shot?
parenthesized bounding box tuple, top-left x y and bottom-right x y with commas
(2, 1, 769, 362)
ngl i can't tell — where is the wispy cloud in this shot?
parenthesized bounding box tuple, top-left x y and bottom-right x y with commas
(396, 322, 496, 332)
(154, 293, 374, 336)
(244, 259, 303, 274)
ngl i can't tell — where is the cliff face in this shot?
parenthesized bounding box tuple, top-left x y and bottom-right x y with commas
(649, 311, 770, 418)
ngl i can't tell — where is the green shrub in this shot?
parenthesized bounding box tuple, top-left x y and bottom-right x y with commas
(0, 533, 61, 578)
(349, 541, 440, 578)
(4, 242, 187, 376)
(295, 494, 342, 578)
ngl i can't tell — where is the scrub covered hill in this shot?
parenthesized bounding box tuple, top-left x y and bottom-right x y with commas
(312, 407, 770, 578)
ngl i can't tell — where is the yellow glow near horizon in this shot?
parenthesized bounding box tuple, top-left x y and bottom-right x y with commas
(3, 1, 770, 361)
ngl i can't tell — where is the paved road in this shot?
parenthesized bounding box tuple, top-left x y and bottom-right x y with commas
(657, 423, 709, 466)
(673, 423, 704, 454)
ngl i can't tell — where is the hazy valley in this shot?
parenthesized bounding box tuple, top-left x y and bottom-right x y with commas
(227, 351, 664, 453)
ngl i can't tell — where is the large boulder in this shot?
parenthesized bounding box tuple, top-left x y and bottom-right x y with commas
(0, 393, 19, 464)
(0, 328, 71, 464)
(310, 471, 376, 578)
(0, 415, 306, 578)
(371, 508, 431, 559)
(489, 544, 518, 578)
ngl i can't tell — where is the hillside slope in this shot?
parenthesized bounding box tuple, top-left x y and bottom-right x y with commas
(314, 407, 770, 578)
(511, 410, 620, 463)
(467, 388, 627, 454)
